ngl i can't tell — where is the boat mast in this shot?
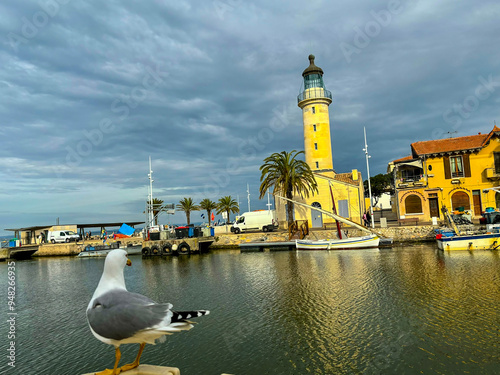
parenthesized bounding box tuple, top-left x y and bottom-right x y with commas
(329, 183, 343, 239)
(147, 156, 154, 230)
(363, 127, 375, 228)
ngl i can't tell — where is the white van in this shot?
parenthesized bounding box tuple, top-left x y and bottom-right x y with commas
(231, 210, 278, 234)
(48, 230, 80, 243)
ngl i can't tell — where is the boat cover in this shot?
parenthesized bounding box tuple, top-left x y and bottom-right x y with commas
(117, 223, 135, 237)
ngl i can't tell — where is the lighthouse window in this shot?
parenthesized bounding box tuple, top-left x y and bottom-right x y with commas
(315, 161, 319, 168)
(312, 107, 316, 114)
(313, 124, 316, 132)
(314, 143, 318, 150)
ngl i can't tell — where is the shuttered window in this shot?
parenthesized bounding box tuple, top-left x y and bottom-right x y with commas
(494, 152, 500, 174)
(451, 191, 470, 211)
(405, 195, 422, 214)
(462, 154, 471, 177)
(443, 156, 451, 179)
(450, 156, 464, 177)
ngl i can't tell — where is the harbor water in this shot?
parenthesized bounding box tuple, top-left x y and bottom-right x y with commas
(1, 244, 499, 374)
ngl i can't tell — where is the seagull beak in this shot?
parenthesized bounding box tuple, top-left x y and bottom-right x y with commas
(126, 259, 132, 266)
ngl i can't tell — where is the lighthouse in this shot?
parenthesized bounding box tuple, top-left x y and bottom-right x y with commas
(274, 55, 365, 229)
(297, 55, 334, 175)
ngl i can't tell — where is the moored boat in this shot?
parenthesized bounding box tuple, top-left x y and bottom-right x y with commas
(436, 232, 500, 251)
(78, 242, 141, 257)
(296, 234, 380, 250)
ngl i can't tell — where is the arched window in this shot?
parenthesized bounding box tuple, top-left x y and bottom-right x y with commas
(405, 195, 422, 214)
(451, 191, 470, 211)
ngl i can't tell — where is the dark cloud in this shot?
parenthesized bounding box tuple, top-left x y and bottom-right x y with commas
(1, 0, 500, 233)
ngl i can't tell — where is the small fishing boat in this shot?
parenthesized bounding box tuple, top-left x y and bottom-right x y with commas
(77, 242, 141, 257)
(436, 232, 500, 251)
(296, 233, 380, 250)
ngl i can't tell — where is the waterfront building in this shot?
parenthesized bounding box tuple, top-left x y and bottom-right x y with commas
(388, 125, 500, 223)
(275, 55, 365, 228)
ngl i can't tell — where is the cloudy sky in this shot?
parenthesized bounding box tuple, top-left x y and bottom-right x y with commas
(1, 0, 499, 234)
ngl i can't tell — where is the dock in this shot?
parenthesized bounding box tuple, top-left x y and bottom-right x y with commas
(0, 245, 39, 260)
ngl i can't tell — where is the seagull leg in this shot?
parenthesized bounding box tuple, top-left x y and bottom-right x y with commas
(95, 347, 122, 375)
(119, 342, 146, 372)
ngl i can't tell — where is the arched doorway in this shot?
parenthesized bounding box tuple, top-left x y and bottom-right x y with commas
(495, 192, 500, 209)
(405, 194, 422, 214)
(311, 202, 323, 228)
(451, 191, 470, 211)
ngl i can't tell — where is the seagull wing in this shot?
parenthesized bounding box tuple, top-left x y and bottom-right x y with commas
(87, 289, 173, 341)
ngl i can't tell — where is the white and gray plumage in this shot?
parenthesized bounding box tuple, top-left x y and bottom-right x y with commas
(86, 249, 209, 375)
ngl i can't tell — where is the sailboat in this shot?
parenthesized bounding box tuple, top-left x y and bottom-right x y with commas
(277, 196, 382, 250)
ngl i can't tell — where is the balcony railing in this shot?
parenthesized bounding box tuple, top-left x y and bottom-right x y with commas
(396, 176, 425, 188)
(297, 88, 332, 103)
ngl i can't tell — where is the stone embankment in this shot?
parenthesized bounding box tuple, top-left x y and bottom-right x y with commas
(210, 225, 438, 247)
(33, 236, 142, 257)
(2, 228, 437, 259)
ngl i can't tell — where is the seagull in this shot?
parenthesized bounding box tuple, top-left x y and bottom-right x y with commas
(86, 249, 209, 375)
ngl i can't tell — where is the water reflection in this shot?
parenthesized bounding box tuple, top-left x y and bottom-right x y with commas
(0, 245, 499, 374)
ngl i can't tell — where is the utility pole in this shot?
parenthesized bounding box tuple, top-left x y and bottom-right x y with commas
(363, 127, 375, 228)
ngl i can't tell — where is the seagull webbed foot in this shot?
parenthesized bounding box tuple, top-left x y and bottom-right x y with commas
(94, 368, 121, 375)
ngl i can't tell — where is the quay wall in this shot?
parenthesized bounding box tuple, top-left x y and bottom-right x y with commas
(211, 226, 438, 247)
(1, 228, 437, 258)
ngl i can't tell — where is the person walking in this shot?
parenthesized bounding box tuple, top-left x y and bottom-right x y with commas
(363, 212, 368, 226)
(366, 210, 372, 227)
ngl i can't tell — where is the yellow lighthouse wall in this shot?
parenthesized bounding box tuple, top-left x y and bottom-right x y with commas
(302, 101, 334, 171)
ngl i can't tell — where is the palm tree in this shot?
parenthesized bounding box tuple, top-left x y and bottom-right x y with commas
(259, 150, 318, 228)
(199, 198, 217, 226)
(177, 197, 200, 225)
(146, 198, 165, 225)
(216, 196, 239, 224)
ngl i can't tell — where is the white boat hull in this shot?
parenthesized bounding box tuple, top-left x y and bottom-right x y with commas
(77, 245, 141, 257)
(436, 233, 500, 251)
(296, 235, 380, 250)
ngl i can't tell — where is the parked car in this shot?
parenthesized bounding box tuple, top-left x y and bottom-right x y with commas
(47, 230, 80, 243)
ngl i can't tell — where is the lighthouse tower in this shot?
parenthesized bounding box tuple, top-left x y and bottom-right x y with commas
(297, 55, 334, 175)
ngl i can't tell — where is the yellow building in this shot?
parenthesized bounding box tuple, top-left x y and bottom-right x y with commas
(388, 125, 500, 223)
(276, 55, 365, 228)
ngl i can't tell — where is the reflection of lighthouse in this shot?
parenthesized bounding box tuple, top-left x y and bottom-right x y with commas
(297, 55, 334, 174)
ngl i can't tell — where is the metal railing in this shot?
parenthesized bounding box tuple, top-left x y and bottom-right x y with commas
(297, 88, 332, 103)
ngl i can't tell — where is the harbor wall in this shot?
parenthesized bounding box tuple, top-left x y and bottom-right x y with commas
(211, 226, 437, 247)
(1, 227, 438, 258)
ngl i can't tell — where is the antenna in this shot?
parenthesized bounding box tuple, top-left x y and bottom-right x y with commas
(446, 131, 457, 138)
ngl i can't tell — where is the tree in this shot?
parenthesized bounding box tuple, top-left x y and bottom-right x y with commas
(364, 172, 394, 207)
(259, 150, 318, 228)
(216, 196, 239, 224)
(176, 197, 200, 225)
(199, 198, 217, 226)
(146, 198, 165, 225)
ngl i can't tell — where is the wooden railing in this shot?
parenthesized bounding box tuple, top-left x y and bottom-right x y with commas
(288, 220, 309, 240)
